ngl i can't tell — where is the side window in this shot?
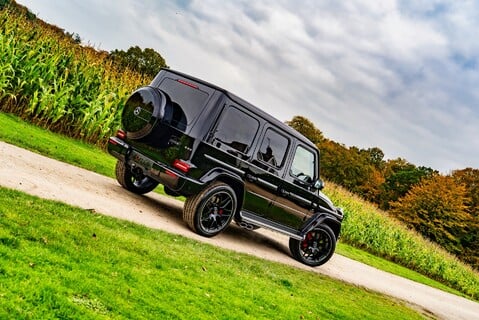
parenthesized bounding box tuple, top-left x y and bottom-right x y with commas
(291, 146, 316, 183)
(212, 106, 259, 155)
(257, 128, 289, 168)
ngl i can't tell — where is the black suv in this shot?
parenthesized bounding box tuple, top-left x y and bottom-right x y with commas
(108, 69, 343, 266)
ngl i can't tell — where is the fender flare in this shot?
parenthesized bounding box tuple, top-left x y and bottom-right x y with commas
(300, 212, 342, 239)
(199, 168, 245, 208)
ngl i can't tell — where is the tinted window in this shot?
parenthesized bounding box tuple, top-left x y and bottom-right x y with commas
(213, 107, 259, 154)
(257, 128, 289, 168)
(291, 146, 316, 182)
(159, 77, 209, 127)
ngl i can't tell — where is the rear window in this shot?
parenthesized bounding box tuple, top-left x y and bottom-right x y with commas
(159, 77, 209, 128)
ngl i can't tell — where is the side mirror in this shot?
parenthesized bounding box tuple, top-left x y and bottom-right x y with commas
(313, 179, 324, 190)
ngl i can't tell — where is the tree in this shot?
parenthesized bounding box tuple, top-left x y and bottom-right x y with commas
(286, 115, 324, 145)
(65, 31, 81, 44)
(286, 116, 387, 203)
(109, 46, 168, 79)
(361, 147, 384, 170)
(357, 166, 385, 204)
(319, 141, 376, 197)
(451, 168, 479, 268)
(0, 0, 12, 10)
(379, 159, 436, 210)
(0, 0, 11, 10)
(390, 175, 471, 255)
(452, 168, 479, 214)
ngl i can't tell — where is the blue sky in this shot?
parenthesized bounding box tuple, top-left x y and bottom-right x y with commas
(16, 0, 479, 172)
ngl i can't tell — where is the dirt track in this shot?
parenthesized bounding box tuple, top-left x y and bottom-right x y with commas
(1, 141, 479, 319)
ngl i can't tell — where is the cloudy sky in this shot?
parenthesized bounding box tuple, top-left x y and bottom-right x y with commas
(16, 0, 479, 172)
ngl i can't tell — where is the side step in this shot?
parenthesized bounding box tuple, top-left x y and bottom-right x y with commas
(239, 211, 303, 240)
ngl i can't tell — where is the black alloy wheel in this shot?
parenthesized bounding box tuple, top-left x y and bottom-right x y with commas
(183, 182, 237, 237)
(289, 224, 336, 267)
(115, 160, 159, 195)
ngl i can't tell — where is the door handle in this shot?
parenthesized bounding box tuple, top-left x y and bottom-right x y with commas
(246, 174, 258, 182)
(279, 188, 289, 197)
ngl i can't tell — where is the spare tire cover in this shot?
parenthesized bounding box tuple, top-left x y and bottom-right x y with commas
(121, 86, 167, 140)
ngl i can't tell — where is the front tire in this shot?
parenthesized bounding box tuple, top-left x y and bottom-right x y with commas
(115, 160, 159, 195)
(289, 224, 336, 267)
(183, 182, 237, 237)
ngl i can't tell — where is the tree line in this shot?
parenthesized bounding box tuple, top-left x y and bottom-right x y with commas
(287, 116, 479, 269)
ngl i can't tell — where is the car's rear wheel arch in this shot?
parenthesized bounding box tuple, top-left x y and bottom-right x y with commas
(197, 170, 245, 217)
(215, 176, 244, 211)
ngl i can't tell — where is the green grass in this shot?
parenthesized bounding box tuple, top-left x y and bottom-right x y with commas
(336, 243, 465, 298)
(0, 187, 425, 319)
(1, 111, 478, 301)
(0, 111, 115, 177)
(0, 111, 172, 195)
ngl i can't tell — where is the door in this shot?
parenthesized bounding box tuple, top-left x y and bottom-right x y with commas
(246, 127, 290, 219)
(207, 105, 272, 215)
(269, 144, 319, 229)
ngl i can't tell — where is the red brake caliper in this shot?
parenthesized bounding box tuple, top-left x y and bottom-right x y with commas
(302, 232, 312, 249)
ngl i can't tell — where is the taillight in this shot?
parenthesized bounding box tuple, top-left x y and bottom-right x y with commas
(172, 159, 191, 173)
(116, 129, 126, 140)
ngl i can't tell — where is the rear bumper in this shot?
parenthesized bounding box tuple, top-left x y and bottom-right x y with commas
(107, 136, 205, 195)
(108, 137, 129, 161)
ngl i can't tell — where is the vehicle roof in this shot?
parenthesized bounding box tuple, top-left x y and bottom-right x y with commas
(160, 68, 317, 150)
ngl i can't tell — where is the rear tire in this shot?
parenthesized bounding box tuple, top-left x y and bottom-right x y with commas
(115, 160, 159, 195)
(183, 182, 237, 237)
(289, 224, 336, 267)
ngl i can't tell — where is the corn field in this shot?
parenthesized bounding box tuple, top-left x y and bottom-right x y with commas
(324, 183, 479, 299)
(0, 6, 146, 145)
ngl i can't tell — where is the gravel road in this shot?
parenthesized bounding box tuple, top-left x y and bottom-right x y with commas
(1, 141, 478, 319)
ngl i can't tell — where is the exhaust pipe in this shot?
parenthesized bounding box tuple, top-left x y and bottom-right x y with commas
(239, 221, 255, 231)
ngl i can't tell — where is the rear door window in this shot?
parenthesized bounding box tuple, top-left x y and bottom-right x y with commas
(212, 106, 259, 155)
(257, 128, 289, 168)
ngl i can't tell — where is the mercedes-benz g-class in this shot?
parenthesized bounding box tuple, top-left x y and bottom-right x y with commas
(108, 68, 343, 266)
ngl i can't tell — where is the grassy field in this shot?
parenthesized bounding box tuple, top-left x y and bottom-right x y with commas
(1, 111, 477, 301)
(0, 112, 115, 177)
(0, 187, 426, 319)
(327, 185, 479, 300)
